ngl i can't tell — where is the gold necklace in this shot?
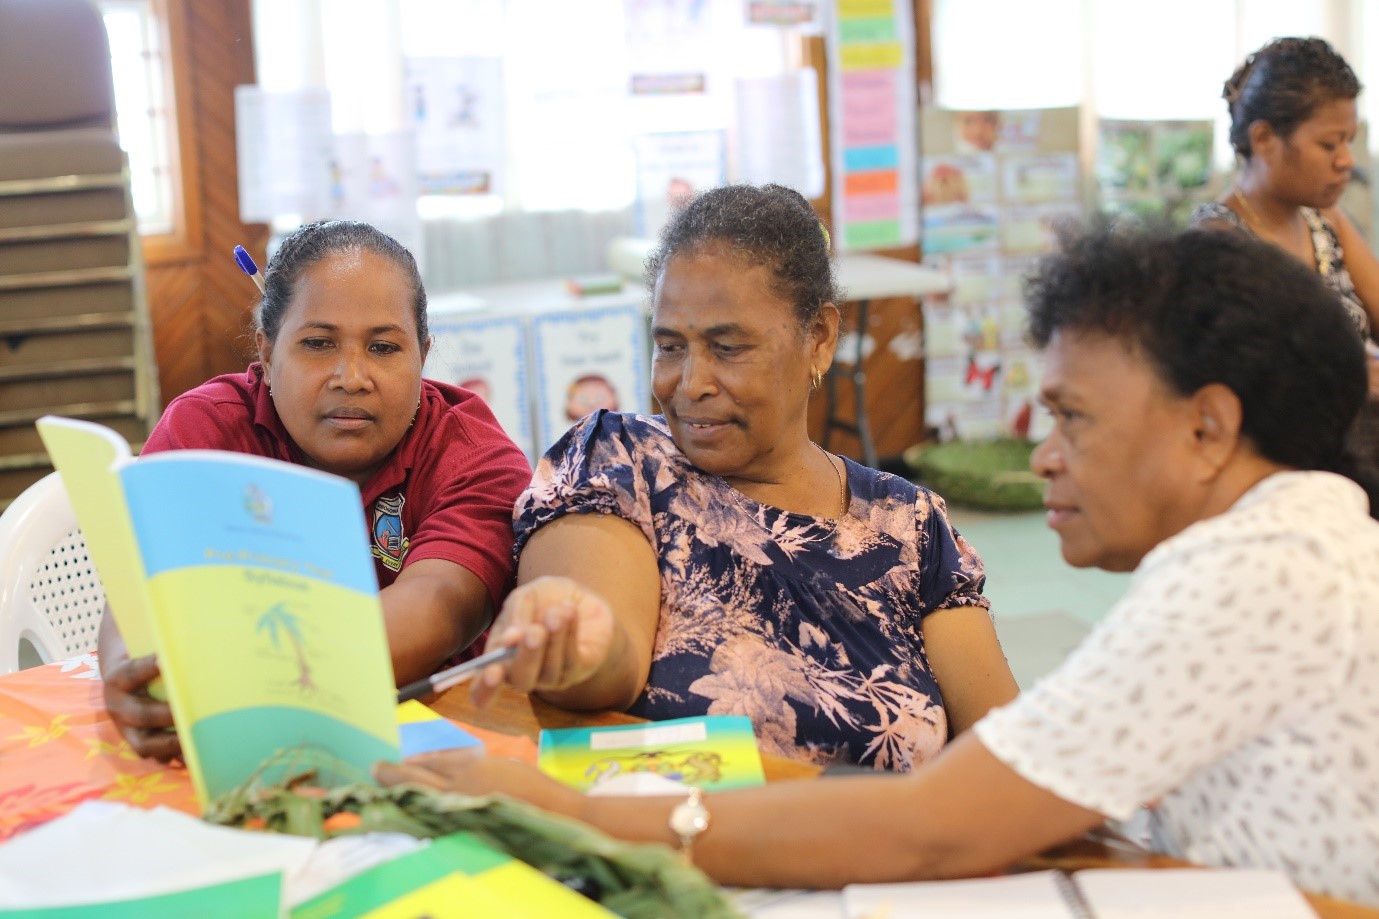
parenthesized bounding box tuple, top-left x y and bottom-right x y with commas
(814, 442, 847, 534)
(1233, 187, 1327, 273)
(1232, 186, 1267, 233)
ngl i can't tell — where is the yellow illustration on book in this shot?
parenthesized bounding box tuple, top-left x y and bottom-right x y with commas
(539, 715, 765, 793)
(585, 749, 723, 786)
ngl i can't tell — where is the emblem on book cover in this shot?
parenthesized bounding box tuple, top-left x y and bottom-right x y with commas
(371, 493, 409, 572)
(243, 483, 273, 525)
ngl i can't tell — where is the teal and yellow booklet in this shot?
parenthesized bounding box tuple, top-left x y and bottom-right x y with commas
(38, 416, 401, 807)
(537, 715, 766, 793)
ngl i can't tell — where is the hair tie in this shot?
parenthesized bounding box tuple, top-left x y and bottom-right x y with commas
(818, 221, 831, 252)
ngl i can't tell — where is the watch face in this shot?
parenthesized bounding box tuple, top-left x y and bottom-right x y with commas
(670, 800, 710, 837)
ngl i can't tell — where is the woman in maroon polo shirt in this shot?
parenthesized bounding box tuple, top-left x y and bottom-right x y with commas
(98, 220, 531, 760)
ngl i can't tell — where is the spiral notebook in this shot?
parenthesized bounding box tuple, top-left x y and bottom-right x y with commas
(842, 868, 1318, 918)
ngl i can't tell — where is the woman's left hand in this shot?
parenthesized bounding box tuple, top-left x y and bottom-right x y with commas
(373, 749, 584, 817)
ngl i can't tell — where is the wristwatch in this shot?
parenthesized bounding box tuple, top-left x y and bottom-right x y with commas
(668, 785, 710, 862)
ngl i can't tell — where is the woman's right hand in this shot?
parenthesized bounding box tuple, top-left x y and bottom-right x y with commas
(472, 575, 617, 707)
(101, 653, 181, 762)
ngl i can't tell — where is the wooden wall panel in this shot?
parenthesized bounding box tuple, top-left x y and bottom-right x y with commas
(144, 0, 267, 406)
(807, 294, 925, 461)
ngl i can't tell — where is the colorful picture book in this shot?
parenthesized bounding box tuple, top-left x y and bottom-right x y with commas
(37, 416, 401, 808)
(290, 832, 616, 919)
(537, 715, 766, 793)
(396, 701, 482, 757)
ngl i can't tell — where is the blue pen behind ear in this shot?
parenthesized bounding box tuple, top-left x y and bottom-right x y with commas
(233, 245, 267, 293)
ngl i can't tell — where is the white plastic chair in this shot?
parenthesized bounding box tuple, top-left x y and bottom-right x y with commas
(0, 471, 106, 673)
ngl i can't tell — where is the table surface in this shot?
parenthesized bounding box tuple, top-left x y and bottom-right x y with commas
(429, 682, 1379, 918)
(0, 663, 1373, 917)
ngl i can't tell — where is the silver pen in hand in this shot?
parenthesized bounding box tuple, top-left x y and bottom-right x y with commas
(395, 644, 518, 704)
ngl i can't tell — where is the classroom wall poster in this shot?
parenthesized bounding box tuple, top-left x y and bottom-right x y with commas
(328, 131, 425, 272)
(919, 108, 1080, 442)
(424, 314, 535, 465)
(632, 131, 726, 239)
(624, 0, 718, 97)
(826, 0, 918, 251)
(531, 306, 650, 455)
(234, 87, 334, 223)
(746, 0, 821, 29)
(732, 69, 825, 198)
(404, 56, 506, 197)
(1096, 119, 1214, 225)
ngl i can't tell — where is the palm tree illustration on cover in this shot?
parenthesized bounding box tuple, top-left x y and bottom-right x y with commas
(255, 603, 315, 692)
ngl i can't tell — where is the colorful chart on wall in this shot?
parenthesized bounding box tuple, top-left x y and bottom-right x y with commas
(826, 0, 918, 251)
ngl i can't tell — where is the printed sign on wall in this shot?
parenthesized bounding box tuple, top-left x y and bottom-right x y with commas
(425, 314, 535, 464)
(531, 305, 650, 455)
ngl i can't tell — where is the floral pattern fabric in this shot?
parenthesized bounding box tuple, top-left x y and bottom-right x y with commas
(514, 412, 990, 771)
(1189, 202, 1367, 334)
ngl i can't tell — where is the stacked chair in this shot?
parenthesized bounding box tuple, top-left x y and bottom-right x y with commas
(0, 0, 159, 511)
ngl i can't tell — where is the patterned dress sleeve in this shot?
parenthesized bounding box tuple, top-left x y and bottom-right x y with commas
(914, 487, 990, 614)
(1187, 201, 1247, 231)
(513, 411, 660, 557)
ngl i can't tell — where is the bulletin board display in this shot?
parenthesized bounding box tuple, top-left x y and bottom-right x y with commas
(425, 314, 535, 466)
(530, 305, 652, 457)
(918, 107, 1082, 443)
(1096, 119, 1214, 225)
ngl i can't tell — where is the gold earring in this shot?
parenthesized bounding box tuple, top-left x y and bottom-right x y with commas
(810, 368, 823, 391)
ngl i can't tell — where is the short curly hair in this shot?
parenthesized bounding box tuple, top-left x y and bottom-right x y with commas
(256, 220, 427, 346)
(1224, 37, 1360, 159)
(645, 183, 840, 327)
(1025, 220, 1365, 473)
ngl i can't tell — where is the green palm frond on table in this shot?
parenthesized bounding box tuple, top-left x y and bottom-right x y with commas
(204, 755, 742, 919)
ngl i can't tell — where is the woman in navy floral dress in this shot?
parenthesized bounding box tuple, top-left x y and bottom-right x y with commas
(472, 184, 1018, 770)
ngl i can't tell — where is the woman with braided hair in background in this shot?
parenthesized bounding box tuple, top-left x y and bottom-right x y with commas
(1192, 36, 1379, 514)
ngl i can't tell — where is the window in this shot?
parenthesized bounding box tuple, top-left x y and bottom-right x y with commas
(932, 0, 1375, 176)
(98, 0, 176, 235)
(252, 0, 790, 216)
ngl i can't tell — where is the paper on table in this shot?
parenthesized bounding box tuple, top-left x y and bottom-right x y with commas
(843, 870, 1077, 919)
(284, 832, 426, 907)
(0, 801, 315, 909)
(1073, 868, 1318, 919)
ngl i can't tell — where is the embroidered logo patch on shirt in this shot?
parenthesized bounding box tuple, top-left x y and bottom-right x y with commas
(371, 493, 409, 572)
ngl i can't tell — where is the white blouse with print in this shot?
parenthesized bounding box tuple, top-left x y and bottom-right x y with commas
(975, 471, 1379, 906)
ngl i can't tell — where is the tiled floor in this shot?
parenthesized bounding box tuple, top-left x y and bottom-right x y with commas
(945, 507, 1131, 688)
